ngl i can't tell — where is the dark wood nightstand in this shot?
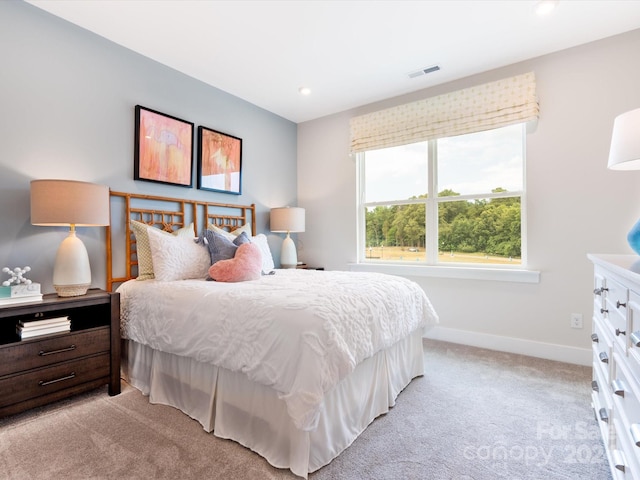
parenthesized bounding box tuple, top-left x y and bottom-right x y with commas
(0, 288, 120, 417)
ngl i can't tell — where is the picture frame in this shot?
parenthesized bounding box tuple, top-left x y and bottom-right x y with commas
(197, 126, 243, 195)
(134, 105, 194, 188)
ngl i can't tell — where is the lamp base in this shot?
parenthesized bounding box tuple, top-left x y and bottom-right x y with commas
(52, 229, 92, 297)
(280, 233, 298, 269)
(54, 283, 90, 297)
(629, 218, 640, 255)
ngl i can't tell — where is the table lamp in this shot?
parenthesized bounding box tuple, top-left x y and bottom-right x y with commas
(608, 108, 640, 255)
(30, 179, 110, 296)
(270, 207, 305, 268)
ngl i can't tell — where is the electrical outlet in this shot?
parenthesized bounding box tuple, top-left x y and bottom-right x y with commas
(571, 313, 583, 329)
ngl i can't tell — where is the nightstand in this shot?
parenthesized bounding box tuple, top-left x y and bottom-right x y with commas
(0, 288, 120, 417)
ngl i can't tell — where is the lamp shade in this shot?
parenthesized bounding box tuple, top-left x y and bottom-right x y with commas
(608, 107, 640, 171)
(270, 207, 305, 233)
(31, 179, 110, 226)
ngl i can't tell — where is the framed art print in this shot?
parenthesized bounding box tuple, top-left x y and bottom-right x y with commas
(197, 126, 242, 195)
(134, 105, 194, 188)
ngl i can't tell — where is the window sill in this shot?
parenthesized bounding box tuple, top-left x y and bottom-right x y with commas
(347, 262, 540, 283)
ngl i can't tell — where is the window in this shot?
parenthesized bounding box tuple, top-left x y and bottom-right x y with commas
(357, 123, 525, 267)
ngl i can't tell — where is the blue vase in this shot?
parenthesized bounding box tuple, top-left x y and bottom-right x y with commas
(628, 218, 640, 255)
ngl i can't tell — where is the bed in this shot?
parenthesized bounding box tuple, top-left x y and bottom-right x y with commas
(106, 191, 438, 478)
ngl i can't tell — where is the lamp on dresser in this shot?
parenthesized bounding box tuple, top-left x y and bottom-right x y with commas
(608, 107, 640, 254)
(30, 179, 110, 297)
(270, 206, 305, 268)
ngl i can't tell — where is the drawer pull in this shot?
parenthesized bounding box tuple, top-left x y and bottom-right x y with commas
(631, 424, 640, 447)
(594, 287, 609, 295)
(613, 379, 626, 397)
(599, 407, 609, 423)
(616, 328, 627, 337)
(591, 333, 599, 343)
(38, 345, 76, 356)
(600, 308, 608, 315)
(38, 372, 76, 387)
(592, 380, 599, 392)
(612, 449, 626, 472)
(617, 300, 627, 309)
(632, 331, 640, 347)
(599, 351, 609, 364)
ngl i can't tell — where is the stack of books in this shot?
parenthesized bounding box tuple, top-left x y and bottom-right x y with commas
(17, 316, 70, 339)
(0, 282, 43, 306)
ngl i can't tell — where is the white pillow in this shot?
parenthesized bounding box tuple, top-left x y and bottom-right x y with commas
(131, 221, 195, 280)
(147, 227, 210, 281)
(251, 234, 275, 273)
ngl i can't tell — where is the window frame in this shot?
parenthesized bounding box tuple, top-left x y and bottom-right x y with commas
(355, 124, 538, 283)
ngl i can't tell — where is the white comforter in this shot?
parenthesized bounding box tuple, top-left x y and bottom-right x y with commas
(117, 269, 438, 431)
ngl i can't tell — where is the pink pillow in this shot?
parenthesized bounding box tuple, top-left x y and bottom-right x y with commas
(208, 243, 262, 282)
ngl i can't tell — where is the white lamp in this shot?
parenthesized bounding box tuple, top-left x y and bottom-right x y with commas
(30, 179, 110, 297)
(608, 107, 640, 254)
(270, 207, 305, 268)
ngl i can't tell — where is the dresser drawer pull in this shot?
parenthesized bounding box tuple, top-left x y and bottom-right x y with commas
(591, 333, 599, 343)
(616, 328, 627, 337)
(38, 372, 76, 387)
(612, 449, 626, 472)
(591, 380, 599, 392)
(616, 300, 627, 309)
(631, 424, 640, 447)
(600, 308, 608, 315)
(631, 331, 640, 347)
(613, 379, 626, 397)
(599, 407, 609, 423)
(594, 287, 608, 295)
(599, 352, 609, 364)
(38, 345, 76, 357)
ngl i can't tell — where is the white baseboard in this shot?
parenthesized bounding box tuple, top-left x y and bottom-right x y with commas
(424, 326, 591, 366)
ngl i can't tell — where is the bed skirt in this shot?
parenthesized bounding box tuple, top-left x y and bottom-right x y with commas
(121, 330, 425, 478)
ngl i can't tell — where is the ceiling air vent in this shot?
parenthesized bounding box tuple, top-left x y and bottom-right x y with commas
(408, 65, 441, 79)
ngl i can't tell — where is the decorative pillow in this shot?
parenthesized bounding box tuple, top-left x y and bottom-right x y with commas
(130, 220, 195, 280)
(200, 229, 250, 265)
(250, 234, 275, 273)
(146, 226, 210, 282)
(207, 222, 252, 241)
(208, 243, 263, 282)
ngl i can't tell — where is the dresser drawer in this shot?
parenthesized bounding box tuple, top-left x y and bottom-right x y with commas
(612, 415, 640, 480)
(0, 327, 110, 377)
(594, 315, 614, 384)
(613, 350, 640, 428)
(0, 353, 110, 408)
(606, 276, 630, 349)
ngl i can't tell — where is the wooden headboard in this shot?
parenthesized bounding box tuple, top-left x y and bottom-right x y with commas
(106, 191, 256, 291)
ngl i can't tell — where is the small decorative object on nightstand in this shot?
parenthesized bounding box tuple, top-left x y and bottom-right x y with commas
(0, 289, 120, 418)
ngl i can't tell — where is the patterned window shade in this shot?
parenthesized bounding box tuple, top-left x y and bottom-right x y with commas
(349, 72, 539, 153)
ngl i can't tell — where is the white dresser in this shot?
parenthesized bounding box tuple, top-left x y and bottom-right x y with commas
(589, 254, 640, 479)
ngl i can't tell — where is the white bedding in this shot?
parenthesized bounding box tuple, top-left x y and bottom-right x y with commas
(117, 269, 438, 431)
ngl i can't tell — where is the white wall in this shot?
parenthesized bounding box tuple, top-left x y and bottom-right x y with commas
(0, 1, 298, 293)
(297, 29, 640, 365)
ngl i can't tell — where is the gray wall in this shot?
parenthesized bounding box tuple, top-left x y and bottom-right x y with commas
(297, 29, 640, 364)
(0, 1, 297, 293)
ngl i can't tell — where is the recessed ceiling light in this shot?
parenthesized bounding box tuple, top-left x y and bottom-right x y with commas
(535, 0, 559, 16)
(298, 87, 311, 96)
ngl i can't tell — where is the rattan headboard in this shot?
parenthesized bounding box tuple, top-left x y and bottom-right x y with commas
(106, 191, 256, 291)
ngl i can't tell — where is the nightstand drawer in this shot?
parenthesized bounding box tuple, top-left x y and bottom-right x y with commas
(0, 353, 110, 408)
(0, 327, 110, 377)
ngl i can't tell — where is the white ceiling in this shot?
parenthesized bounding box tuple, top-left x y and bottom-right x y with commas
(25, 0, 640, 123)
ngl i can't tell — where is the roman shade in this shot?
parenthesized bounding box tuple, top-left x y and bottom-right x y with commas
(349, 72, 539, 153)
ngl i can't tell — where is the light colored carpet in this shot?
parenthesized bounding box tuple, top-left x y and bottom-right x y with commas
(0, 340, 611, 479)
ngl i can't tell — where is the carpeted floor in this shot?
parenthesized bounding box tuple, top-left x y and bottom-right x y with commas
(0, 340, 611, 479)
